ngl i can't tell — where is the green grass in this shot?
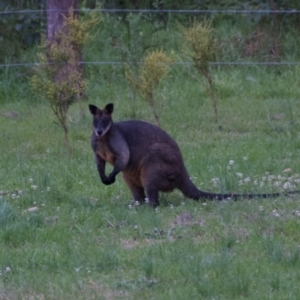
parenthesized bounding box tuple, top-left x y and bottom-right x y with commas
(1, 65, 300, 299)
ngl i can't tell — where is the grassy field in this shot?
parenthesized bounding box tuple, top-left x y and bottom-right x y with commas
(1, 64, 300, 299)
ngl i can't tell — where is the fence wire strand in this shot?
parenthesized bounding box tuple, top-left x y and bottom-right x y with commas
(1, 61, 300, 69)
(1, 8, 300, 15)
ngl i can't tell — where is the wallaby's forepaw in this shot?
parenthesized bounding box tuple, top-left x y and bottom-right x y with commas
(101, 176, 111, 185)
(102, 175, 115, 185)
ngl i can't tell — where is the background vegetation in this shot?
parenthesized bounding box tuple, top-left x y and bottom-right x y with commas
(1, 1, 300, 299)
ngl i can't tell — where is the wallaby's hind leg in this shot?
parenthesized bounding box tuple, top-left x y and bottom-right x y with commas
(141, 172, 165, 207)
(123, 174, 146, 202)
(130, 186, 146, 203)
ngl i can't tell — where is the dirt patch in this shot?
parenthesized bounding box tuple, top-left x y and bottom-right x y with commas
(172, 211, 205, 227)
(120, 238, 140, 250)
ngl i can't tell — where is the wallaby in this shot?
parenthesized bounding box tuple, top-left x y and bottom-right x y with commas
(89, 103, 299, 207)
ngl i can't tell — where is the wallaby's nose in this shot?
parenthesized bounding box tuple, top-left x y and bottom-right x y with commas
(96, 129, 103, 136)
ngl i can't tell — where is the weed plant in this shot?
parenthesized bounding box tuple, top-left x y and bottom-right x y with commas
(125, 49, 174, 126)
(1, 64, 300, 299)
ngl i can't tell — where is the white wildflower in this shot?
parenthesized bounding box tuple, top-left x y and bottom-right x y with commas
(229, 160, 235, 166)
(11, 194, 16, 199)
(243, 157, 248, 161)
(244, 177, 251, 183)
(5, 267, 11, 273)
(29, 178, 33, 183)
(283, 182, 293, 189)
(268, 175, 276, 181)
(236, 172, 243, 178)
(272, 210, 280, 217)
(27, 206, 38, 212)
(211, 178, 220, 187)
(31, 185, 38, 190)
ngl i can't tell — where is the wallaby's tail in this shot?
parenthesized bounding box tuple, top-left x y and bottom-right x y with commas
(196, 190, 283, 201)
(179, 176, 300, 201)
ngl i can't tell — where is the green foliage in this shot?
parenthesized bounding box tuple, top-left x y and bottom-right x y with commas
(0, 1, 44, 63)
(30, 9, 100, 146)
(181, 19, 219, 123)
(181, 19, 216, 74)
(125, 49, 174, 125)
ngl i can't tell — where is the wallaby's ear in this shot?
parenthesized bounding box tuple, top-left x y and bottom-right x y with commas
(104, 103, 114, 115)
(89, 104, 99, 115)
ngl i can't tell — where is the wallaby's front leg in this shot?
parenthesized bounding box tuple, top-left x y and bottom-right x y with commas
(95, 155, 112, 185)
(106, 155, 128, 185)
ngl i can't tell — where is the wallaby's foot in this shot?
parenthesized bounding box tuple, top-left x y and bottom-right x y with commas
(131, 187, 147, 203)
(145, 188, 160, 208)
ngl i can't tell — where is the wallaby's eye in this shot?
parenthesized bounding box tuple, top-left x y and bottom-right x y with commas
(93, 115, 111, 129)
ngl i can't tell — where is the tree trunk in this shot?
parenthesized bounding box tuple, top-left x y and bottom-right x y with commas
(46, 0, 84, 102)
(270, 0, 280, 62)
(47, 0, 77, 41)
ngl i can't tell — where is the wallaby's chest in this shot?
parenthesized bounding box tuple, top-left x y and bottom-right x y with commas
(96, 141, 116, 165)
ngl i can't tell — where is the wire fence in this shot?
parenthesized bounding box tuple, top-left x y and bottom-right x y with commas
(1, 8, 300, 69)
(1, 61, 300, 69)
(1, 8, 300, 15)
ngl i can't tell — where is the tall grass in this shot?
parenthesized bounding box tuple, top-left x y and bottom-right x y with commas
(1, 64, 300, 299)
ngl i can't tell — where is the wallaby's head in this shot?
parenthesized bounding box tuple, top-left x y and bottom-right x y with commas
(89, 103, 114, 137)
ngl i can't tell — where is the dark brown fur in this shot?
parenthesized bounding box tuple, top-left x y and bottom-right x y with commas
(89, 103, 299, 207)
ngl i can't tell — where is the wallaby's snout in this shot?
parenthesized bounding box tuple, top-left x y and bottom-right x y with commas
(94, 127, 104, 137)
